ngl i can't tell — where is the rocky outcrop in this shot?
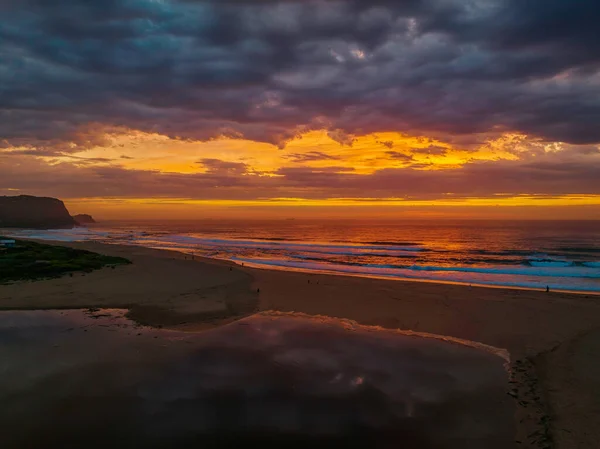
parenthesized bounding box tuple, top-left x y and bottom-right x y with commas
(0, 195, 76, 229)
(72, 214, 96, 225)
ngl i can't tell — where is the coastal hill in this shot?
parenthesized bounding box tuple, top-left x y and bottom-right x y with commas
(0, 195, 76, 229)
(72, 214, 96, 225)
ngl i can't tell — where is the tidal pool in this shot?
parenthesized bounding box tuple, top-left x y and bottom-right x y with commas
(0, 310, 514, 449)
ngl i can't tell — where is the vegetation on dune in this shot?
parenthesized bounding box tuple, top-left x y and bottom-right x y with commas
(0, 238, 130, 283)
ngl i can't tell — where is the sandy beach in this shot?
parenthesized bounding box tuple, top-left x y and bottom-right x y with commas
(2, 241, 600, 448)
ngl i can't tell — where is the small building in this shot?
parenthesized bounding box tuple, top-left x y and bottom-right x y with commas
(0, 239, 16, 248)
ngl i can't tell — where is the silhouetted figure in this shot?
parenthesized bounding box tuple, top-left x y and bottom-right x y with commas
(308, 280, 310, 284)
(257, 288, 260, 293)
(546, 285, 550, 292)
(229, 267, 232, 271)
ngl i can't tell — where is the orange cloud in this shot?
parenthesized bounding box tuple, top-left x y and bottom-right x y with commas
(2, 127, 600, 219)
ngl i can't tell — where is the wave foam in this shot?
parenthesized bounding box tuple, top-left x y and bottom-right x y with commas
(5, 226, 599, 293)
(232, 257, 600, 292)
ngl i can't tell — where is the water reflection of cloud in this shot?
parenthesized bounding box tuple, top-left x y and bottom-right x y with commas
(0, 310, 513, 449)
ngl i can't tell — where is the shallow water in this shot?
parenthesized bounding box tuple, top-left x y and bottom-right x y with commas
(5, 219, 600, 292)
(0, 310, 513, 449)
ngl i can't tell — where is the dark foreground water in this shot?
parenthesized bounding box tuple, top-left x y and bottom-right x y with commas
(6, 219, 600, 292)
(0, 310, 512, 449)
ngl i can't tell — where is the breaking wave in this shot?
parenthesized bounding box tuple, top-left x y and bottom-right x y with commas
(4, 225, 599, 293)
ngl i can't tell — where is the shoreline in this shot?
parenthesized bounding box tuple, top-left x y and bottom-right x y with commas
(2, 240, 600, 448)
(3, 239, 600, 348)
(228, 257, 600, 296)
(38, 238, 600, 296)
(2, 239, 599, 340)
(5, 231, 599, 296)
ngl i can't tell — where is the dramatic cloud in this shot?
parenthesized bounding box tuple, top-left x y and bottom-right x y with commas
(1, 0, 599, 213)
(1, 0, 599, 153)
(2, 143, 599, 201)
(283, 151, 341, 163)
(385, 151, 415, 162)
(197, 158, 249, 175)
(410, 145, 448, 156)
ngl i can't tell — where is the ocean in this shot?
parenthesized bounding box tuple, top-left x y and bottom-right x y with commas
(5, 220, 600, 293)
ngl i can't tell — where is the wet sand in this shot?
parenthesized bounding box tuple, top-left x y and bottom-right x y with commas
(2, 241, 600, 448)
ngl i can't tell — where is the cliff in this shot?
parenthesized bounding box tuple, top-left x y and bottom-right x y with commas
(72, 214, 96, 225)
(0, 195, 76, 229)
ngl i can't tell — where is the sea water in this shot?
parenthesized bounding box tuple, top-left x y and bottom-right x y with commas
(5, 219, 600, 293)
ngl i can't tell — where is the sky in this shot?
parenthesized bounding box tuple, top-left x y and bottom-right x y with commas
(1, 0, 600, 219)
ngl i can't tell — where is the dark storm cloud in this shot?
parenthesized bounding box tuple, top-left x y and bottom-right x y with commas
(1, 0, 600, 154)
(424, 0, 600, 66)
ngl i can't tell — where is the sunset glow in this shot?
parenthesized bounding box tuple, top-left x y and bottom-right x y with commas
(1, 0, 599, 219)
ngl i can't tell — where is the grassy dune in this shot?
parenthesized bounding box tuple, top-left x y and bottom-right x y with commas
(0, 238, 130, 283)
